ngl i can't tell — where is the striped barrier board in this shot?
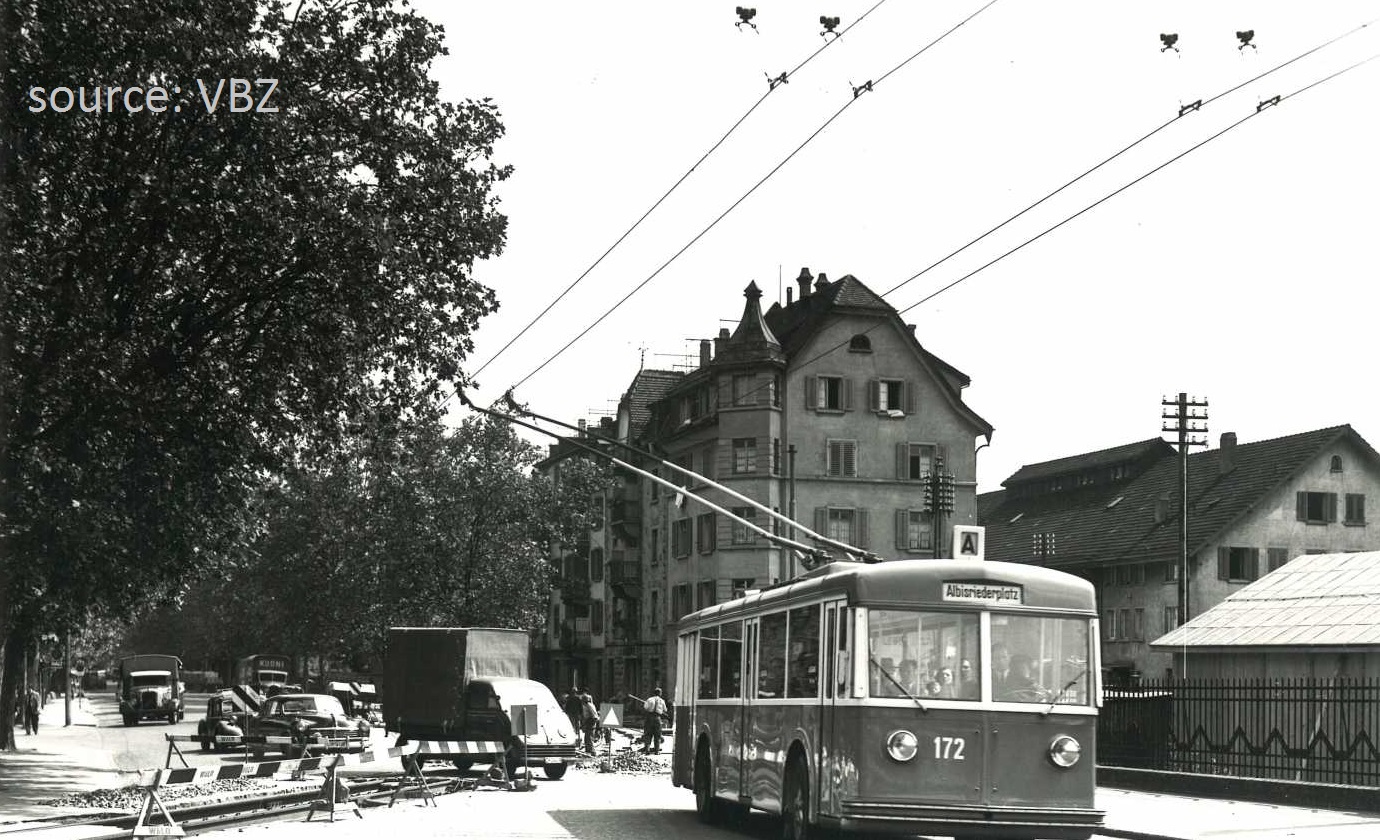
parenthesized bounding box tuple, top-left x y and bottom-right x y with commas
(226, 685, 262, 714)
(136, 742, 418, 787)
(412, 740, 507, 756)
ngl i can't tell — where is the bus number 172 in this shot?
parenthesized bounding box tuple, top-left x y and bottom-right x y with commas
(933, 736, 966, 760)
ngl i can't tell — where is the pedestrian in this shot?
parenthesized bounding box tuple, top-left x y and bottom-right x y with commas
(579, 691, 599, 753)
(25, 686, 42, 735)
(642, 687, 668, 753)
(562, 685, 583, 733)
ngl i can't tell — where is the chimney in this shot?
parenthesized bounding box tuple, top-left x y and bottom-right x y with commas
(714, 327, 729, 356)
(814, 272, 829, 292)
(797, 267, 812, 300)
(700, 339, 711, 367)
(907, 324, 917, 334)
(1153, 493, 1170, 523)
(786, 287, 793, 305)
(1219, 432, 1237, 474)
(577, 418, 587, 436)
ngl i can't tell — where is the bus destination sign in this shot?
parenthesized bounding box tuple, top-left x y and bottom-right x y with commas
(942, 581, 1023, 605)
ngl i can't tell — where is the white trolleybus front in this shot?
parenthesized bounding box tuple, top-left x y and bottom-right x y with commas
(672, 557, 1104, 840)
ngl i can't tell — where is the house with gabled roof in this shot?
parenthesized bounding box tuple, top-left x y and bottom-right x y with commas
(638, 268, 993, 687)
(978, 425, 1380, 681)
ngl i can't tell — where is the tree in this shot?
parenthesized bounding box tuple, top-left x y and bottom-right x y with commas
(125, 413, 610, 678)
(0, 1, 509, 748)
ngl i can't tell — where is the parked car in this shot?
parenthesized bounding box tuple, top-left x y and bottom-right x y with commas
(244, 693, 370, 758)
(197, 690, 249, 752)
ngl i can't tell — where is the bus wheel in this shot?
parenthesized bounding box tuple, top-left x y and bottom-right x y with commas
(694, 746, 718, 824)
(782, 755, 810, 840)
(543, 761, 567, 780)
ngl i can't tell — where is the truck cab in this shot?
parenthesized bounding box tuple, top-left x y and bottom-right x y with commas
(117, 654, 184, 726)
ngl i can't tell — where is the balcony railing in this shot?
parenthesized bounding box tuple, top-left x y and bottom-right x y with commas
(608, 561, 641, 585)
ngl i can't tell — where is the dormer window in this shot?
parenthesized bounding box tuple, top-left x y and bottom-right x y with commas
(848, 334, 872, 352)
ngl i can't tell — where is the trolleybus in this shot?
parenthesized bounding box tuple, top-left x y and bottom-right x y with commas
(672, 558, 1103, 840)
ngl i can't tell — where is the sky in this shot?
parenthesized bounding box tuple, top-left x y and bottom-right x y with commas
(410, 1, 1380, 493)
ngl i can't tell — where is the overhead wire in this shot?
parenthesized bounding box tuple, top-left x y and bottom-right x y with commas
(467, 0, 892, 384)
(727, 24, 1380, 407)
(503, 0, 1004, 394)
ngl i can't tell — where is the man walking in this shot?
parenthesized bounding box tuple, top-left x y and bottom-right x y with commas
(642, 687, 668, 754)
(24, 686, 42, 735)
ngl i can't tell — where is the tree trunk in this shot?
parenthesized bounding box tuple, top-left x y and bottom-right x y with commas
(0, 626, 30, 751)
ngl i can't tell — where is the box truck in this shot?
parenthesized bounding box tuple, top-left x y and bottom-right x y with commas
(383, 627, 579, 779)
(117, 654, 184, 725)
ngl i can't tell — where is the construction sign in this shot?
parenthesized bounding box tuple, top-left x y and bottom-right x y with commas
(598, 703, 622, 728)
(510, 703, 538, 736)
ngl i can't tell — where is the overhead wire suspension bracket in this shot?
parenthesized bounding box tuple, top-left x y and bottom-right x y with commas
(851, 80, 873, 99)
(1178, 99, 1203, 117)
(766, 71, 789, 91)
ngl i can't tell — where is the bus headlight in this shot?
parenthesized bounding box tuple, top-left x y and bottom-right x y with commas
(1048, 735, 1082, 767)
(885, 730, 918, 762)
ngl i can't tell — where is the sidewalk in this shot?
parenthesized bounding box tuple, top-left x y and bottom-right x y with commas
(5, 704, 1380, 839)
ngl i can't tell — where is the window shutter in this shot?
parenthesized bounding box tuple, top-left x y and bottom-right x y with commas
(857, 509, 869, 549)
(1247, 548, 1260, 580)
(844, 441, 857, 476)
(937, 444, 948, 472)
(1326, 493, 1338, 522)
(804, 376, 816, 409)
(905, 381, 915, 413)
(896, 443, 907, 479)
(1296, 491, 1306, 521)
(868, 379, 880, 411)
(708, 514, 717, 552)
(815, 507, 827, 535)
(895, 510, 907, 549)
(1217, 546, 1229, 580)
(844, 378, 854, 411)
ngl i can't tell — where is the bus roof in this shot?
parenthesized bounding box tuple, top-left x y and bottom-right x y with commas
(681, 559, 1096, 629)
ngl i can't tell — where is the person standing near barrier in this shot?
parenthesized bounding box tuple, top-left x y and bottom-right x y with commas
(642, 687, 667, 754)
(579, 691, 598, 753)
(24, 686, 42, 735)
(562, 686, 582, 733)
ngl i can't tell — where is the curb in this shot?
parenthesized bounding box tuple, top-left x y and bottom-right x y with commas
(1100, 828, 1193, 840)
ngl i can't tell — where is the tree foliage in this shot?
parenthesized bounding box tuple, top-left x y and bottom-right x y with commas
(126, 415, 610, 677)
(0, 0, 509, 747)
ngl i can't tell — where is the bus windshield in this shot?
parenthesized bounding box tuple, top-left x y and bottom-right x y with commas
(991, 614, 1092, 706)
(867, 609, 980, 700)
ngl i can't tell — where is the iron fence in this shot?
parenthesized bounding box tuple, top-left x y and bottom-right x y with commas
(1098, 678, 1380, 785)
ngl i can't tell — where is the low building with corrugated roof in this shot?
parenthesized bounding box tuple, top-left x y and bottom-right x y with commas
(1151, 550, 1380, 680)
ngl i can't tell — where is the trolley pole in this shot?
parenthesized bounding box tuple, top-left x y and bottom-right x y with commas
(1161, 393, 1208, 676)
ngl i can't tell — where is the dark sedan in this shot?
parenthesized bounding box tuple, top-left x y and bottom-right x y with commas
(244, 693, 370, 757)
(196, 690, 249, 751)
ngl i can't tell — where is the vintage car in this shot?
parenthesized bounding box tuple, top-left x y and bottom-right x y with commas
(197, 690, 249, 752)
(244, 693, 370, 758)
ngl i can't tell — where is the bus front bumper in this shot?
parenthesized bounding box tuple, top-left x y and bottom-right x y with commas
(831, 800, 1105, 840)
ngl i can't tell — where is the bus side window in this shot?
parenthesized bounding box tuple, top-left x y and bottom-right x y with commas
(787, 604, 820, 698)
(759, 613, 787, 698)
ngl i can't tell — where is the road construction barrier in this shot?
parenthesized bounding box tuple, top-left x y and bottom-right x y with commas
(129, 741, 418, 838)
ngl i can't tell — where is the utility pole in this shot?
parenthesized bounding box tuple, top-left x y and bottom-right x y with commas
(787, 444, 797, 580)
(926, 455, 955, 558)
(1162, 393, 1208, 675)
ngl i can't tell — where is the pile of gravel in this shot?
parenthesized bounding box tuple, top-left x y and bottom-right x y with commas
(41, 778, 290, 811)
(579, 750, 671, 775)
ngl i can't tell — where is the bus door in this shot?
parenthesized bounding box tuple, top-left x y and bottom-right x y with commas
(721, 619, 755, 802)
(817, 600, 849, 818)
